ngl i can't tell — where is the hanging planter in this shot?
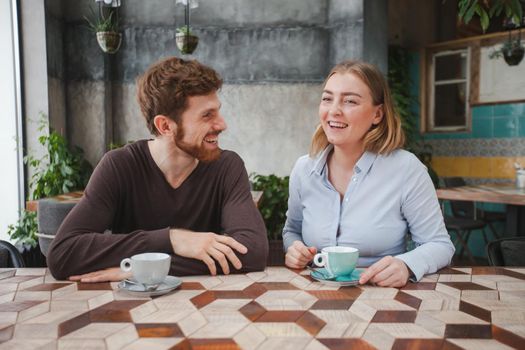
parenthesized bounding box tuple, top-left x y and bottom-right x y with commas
(84, 2, 122, 54)
(490, 36, 525, 66)
(176, 27, 199, 55)
(502, 40, 525, 66)
(96, 31, 122, 54)
(489, 17, 525, 67)
(175, 0, 199, 55)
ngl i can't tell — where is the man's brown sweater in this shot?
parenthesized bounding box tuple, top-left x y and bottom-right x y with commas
(47, 140, 268, 279)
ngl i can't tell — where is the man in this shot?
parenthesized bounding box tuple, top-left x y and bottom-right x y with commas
(47, 57, 268, 282)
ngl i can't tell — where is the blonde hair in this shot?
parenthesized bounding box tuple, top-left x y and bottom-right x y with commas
(310, 60, 405, 157)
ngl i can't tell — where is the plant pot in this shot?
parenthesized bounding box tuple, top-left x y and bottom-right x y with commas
(267, 239, 285, 266)
(176, 33, 199, 55)
(503, 45, 524, 66)
(96, 31, 122, 54)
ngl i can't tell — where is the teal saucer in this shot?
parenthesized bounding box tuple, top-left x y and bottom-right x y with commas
(310, 268, 363, 286)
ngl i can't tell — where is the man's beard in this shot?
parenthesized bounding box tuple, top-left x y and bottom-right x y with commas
(174, 124, 222, 163)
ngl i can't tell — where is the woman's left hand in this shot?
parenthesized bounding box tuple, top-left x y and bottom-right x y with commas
(359, 256, 410, 287)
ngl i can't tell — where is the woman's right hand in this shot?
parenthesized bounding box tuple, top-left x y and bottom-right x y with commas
(285, 241, 317, 269)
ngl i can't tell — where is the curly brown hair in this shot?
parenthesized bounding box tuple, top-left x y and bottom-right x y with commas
(136, 57, 223, 135)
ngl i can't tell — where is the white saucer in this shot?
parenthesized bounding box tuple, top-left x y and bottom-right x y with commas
(117, 275, 182, 297)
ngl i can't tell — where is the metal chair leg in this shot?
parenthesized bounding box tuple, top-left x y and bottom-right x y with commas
(487, 222, 502, 240)
(454, 230, 476, 264)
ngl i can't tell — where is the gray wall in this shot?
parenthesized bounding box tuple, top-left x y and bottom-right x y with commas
(41, 0, 387, 176)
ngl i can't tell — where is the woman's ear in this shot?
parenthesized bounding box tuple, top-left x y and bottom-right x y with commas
(372, 105, 384, 126)
(153, 115, 177, 136)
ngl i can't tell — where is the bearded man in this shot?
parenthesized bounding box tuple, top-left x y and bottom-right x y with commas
(47, 57, 268, 281)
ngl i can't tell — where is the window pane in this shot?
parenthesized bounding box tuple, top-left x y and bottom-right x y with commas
(434, 83, 467, 127)
(435, 52, 467, 81)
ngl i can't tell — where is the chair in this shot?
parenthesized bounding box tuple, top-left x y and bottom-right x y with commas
(445, 177, 505, 239)
(443, 177, 489, 263)
(487, 237, 525, 266)
(0, 240, 25, 268)
(37, 199, 76, 257)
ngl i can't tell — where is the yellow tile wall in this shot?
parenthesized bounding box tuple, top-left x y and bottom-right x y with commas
(432, 156, 525, 179)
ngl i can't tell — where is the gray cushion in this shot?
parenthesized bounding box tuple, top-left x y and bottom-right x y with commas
(37, 199, 76, 235)
(501, 240, 525, 266)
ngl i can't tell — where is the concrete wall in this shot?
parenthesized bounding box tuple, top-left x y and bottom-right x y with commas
(41, 0, 388, 176)
(21, 0, 49, 166)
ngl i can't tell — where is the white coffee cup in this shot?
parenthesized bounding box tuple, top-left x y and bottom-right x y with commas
(120, 252, 170, 286)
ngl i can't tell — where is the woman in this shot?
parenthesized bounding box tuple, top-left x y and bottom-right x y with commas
(283, 61, 454, 287)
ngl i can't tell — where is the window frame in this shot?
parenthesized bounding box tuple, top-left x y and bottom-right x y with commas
(421, 30, 525, 135)
(429, 48, 471, 132)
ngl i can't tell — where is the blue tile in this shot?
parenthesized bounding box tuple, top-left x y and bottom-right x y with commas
(479, 203, 505, 212)
(515, 103, 525, 117)
(472, 105, 493, 118)
(519, 117, 525, 137)
(446, 132, 471, 139)
(472, 117, 493, 138)
(493, 116, 519, 138)
(493, 103, 524, 117)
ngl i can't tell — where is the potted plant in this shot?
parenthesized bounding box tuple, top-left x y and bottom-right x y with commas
(251, 174, 289, 266)
(489, 37, 525, 66)
(176, 26, 199, 55)
(7, 116, 92, 265)
(6, 211, 40, 266)
(84, 7, 122, 54)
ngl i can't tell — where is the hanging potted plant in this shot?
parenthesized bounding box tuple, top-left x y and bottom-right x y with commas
(176, 26, 199, 55)
(175, 0, 199, 55)
(84, 6, 122, 54)
(489, 36, 525, 66)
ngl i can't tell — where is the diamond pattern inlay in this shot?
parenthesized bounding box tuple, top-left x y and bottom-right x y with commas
(0, 267, 524, 349)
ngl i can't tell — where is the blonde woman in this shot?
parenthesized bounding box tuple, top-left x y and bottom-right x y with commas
(283, 61, 454, 287)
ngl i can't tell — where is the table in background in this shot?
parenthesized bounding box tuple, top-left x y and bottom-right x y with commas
(27, 190, 264, 211)
(1, 267, 524, 349)
(437, 184, 525, 236)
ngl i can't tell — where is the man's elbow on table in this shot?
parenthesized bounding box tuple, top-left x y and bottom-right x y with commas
(46, 241, 75, 280)
(239, 238, 269, 272)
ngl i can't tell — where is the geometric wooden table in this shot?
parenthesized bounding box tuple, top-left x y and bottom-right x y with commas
(1, 266, 524, 349)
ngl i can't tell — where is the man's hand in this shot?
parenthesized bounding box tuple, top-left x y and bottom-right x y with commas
(359, 256, 409, 287)
(169, 229, 247, 275)
(69, 267, 131, 283)
(285, 241, 317, 269)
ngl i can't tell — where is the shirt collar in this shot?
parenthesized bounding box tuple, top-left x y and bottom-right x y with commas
(355, 151, 377, 175)
(310, 144, 333, 176)
(309, 144, 377, 176)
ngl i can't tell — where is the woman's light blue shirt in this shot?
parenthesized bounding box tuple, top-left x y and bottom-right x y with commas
(282, 145, 455, 281)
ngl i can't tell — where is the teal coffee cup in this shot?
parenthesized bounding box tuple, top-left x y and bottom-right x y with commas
(313, 246, 359, 277)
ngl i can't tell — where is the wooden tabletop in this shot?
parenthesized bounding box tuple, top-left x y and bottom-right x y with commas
(1, 266, 524, 349)
(437, 184, 525, 206)
(27, 190, 265, 211)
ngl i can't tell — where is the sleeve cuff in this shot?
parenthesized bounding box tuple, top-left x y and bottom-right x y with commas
(145, 227, 173, 253)
(395, 252, 425, 282)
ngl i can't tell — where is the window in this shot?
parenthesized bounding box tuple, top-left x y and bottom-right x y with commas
(429, 49, 470, 131)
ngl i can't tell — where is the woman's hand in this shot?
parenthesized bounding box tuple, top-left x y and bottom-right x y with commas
(285, 241, 317, 269)
(359, 256, 410, 287)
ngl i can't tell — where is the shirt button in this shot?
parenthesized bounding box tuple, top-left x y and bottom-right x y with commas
(345, 198, 349, 202)
(352, 178, 357, 182)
